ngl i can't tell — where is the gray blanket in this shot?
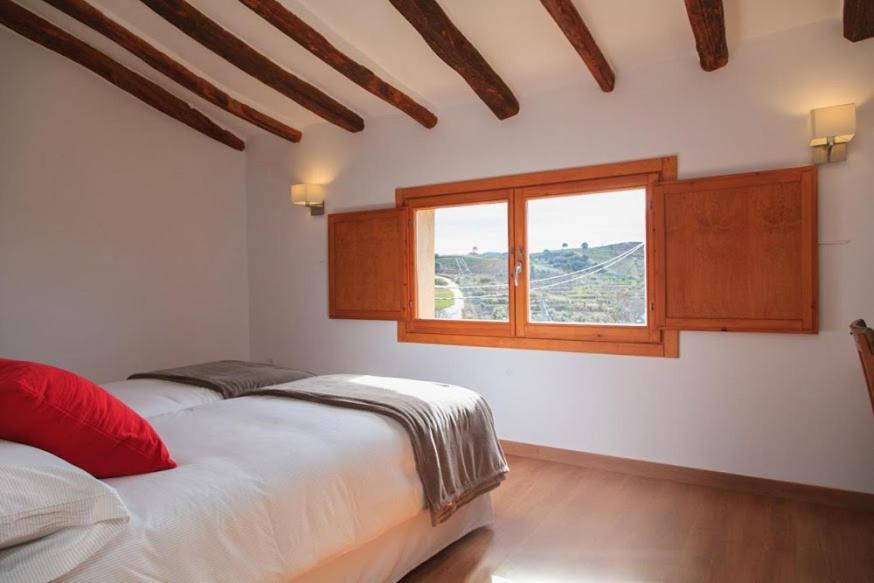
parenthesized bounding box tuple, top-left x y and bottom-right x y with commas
(248, 374, 509, 525)
(130, 361, 508, 525)
(128, 360, 314, 398)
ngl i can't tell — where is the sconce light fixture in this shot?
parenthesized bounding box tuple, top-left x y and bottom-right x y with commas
(810, 103, 856, 164)
(290, 183, 325, 216)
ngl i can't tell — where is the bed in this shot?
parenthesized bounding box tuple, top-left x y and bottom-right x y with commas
(31, 376, 497, 582)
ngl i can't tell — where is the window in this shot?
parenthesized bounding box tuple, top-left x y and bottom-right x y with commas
(414, 201, 509, 322)
(398, 159, 675, 356)
(525, 187, 647, 326)
(408, 190, 514, 338)
(329, 158, 817, 357)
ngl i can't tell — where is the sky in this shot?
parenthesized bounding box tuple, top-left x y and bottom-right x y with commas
(429, 188, 646, 255)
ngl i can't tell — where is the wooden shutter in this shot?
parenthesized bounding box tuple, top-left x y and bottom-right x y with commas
(655, 166, 817, 333)
(328, 208, 408, 320)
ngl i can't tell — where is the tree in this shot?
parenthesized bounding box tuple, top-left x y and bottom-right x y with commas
(561, 242, 568, 249)
(470, 245, 479, 255)
(581, 242, 589, 250)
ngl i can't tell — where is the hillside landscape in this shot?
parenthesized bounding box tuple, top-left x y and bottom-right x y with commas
(433, 242, 646, 324)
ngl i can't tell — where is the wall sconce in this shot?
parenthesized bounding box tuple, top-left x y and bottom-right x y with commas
(290, 183, 325, 216)
(810, 103, 856, 164)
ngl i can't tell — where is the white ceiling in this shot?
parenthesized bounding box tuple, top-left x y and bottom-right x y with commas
(12, 0, 843, 139)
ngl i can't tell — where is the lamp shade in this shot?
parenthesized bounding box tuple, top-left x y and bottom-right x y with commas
(810, 103, 856, 145)
(290, 183, 325, 205)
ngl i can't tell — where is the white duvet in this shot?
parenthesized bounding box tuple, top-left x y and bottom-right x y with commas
(63, 379, 430, 582)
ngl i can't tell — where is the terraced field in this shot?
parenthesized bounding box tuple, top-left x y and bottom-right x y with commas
(433, 242, 645, 324)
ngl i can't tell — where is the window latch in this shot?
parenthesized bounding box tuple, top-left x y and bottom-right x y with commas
(513, 262, 522, 287)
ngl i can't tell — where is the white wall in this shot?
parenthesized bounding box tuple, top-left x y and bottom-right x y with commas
(246, 20, 874, 493)
(0, 28, 250, 383)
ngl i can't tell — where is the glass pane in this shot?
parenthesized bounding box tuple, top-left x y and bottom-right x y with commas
(527, 189, 647, 325)
(415, 202, 509, 321)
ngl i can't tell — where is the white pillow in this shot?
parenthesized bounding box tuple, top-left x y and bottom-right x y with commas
(0, 440, 130, 582)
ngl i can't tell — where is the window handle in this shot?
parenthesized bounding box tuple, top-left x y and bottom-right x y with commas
(513, 262, 522, 287)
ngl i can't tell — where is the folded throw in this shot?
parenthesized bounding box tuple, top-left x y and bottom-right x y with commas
(129, 362, 508, 525)
(129, 360, 313, 398)
(246, 374, 509, 525)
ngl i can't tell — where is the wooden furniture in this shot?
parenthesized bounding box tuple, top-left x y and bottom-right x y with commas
(850, 319, 874, 414)
(328, 159, 819, 357)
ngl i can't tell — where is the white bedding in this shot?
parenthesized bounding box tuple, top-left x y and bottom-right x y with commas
(58, 378, 491, 582)
(101, 378, 222, 417)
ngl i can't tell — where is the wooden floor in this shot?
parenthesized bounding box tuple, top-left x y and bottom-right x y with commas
(403, 454, 874, 582)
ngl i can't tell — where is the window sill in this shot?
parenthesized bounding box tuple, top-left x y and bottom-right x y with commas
(397, 323, 679, 358)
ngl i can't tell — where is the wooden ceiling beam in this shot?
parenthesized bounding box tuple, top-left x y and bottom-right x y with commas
(0, 0, 244, 150)
(683, 0, 728, 71)
(43, 0, 301, 143)
(389, 0, 518, 120)
(238, 0, 436, 129)
(844, 0, 874, 42)
(139, 0, 363, 132)
(539, 0, 614, 92)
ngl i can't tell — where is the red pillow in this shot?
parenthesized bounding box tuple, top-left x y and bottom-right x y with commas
(0, 358, 176, 478)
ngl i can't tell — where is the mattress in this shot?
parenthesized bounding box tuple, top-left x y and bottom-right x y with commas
(60, 379, 492, 581)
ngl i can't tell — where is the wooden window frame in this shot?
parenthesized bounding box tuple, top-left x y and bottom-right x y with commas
(396, 157, 680, 358)
(405, 189, 515, 338)
(515, 173, 662, 343)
